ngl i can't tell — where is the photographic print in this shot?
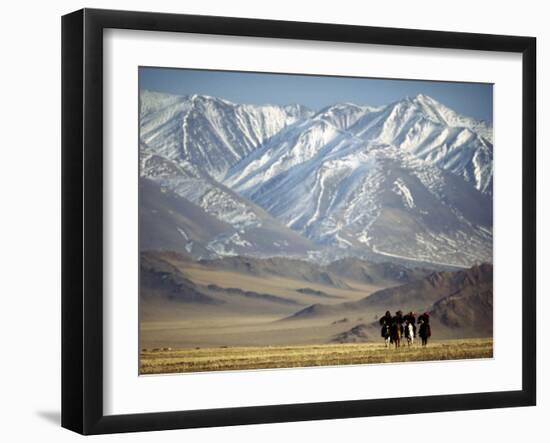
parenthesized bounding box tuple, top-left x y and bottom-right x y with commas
(138, 67, 494, 375)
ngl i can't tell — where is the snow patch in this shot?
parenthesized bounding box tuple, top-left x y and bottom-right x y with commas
(393, 178, 415, 209)
(176, 227, 189, 241)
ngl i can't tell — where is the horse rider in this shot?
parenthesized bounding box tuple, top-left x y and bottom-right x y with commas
(379, 310, 392, 337)
(403, 311, 417, 337)
(418, 312, 432, 346)
(393, 310, 404, 336)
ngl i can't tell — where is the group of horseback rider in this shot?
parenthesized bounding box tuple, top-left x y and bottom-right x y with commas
(379, 310, 432, 347)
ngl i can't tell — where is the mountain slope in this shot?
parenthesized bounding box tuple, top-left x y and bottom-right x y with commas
(347, 94, 493, 193)
(140, 173, 320, 259)
(140, 90, 312, 179)
(140, 251, 220, 304)
(140, 90, 492, 267)
(226, 127, 492, 266)
(325, 257, 433, 285)
(285, 263, 493, 322)
(312, 103, 382, 130)
(429, 270, 493, 334)
(358, 262, 493, 309)
(140, 177, 235, 258)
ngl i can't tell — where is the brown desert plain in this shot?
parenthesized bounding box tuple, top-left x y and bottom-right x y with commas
(139, 250, 493, 374)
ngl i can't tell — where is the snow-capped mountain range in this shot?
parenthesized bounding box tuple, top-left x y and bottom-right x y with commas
(140, 90, 493, 267)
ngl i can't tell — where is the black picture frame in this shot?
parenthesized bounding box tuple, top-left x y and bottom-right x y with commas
(61, 8, 536, 435)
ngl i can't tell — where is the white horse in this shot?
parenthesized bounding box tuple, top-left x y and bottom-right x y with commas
(405, 322, 414, 346)
(382, 324, 391, 348)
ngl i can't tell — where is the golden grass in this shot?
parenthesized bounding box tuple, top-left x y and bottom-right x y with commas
(140, 337, 493, 374)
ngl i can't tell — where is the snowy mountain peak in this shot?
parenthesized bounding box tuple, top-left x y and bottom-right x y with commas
(283, 103, 314, 118)
(140, 90, 493, 266)
(312, 102, 380, 130)
(192, 93, 232, 106)
(410, 93, 436, 103)
(400, 94, 492, 137)
(140, 90, 314, 179)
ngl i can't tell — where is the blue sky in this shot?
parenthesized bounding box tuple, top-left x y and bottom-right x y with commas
(139, 67, 493, 123)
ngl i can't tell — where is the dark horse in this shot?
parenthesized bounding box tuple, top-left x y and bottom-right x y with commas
(390, 311, 404, 348)
(418, 312, 432, 346)
(379, 311, 392, 347)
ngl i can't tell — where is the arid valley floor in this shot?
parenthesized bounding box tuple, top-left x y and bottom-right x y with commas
(140, 251, 493, 374)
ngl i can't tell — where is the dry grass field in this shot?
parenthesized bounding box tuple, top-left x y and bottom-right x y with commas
(140, 337, 493, 374)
